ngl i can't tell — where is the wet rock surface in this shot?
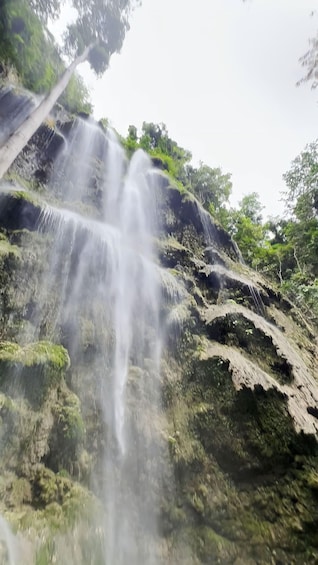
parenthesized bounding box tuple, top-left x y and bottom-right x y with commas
(0, 90, 318, 563)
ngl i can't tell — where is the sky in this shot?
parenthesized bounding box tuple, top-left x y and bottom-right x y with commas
(52, 0, 318, 218)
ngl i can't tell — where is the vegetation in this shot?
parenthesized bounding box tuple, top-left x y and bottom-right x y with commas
(0, 0, 140, 180)
(1, 0, 316, 327)
(123, 122, 233, 217)
(1, 0, 139, 80)
(0, 0, 316, 317)
(225, 141, 318, 326)
(122, 122, 318, 326)
(0, 4, 317, 563)
(0, 0, 92, 112)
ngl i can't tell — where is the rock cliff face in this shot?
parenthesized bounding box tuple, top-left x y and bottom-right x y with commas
(0, 89, 318, 564)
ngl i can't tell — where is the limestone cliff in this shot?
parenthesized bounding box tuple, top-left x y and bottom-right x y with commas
(0, 87, 318, 565)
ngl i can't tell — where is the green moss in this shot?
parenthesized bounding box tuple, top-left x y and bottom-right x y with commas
(0, 341, 70, 406)
(3, 173, 40, 193)
(190, 357, 316, 474)
(0, 238, 21, 258)
(11, 189, 39, 203)
(46, 390, 86, 473)
(55, 396, 85, 444)
(32, 467, 76, 509)
(8, 477, 32, 506)
(0, 341, 70, 370)
(3, 468, 102, 565)
(34, 521, 105, 565)
(0, 391, 14, 411)
(305, 469, 318, 491)
(163, 346, 318, 563)
(180, 525, 237, 563)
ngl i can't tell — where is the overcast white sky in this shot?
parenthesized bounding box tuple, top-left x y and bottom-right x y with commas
(55, 0, 318, 218)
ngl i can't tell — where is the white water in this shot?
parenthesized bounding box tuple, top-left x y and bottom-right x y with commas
(12, 118, 167, 563)
(0, 516, 17, 565)
(42, 130, 161, 452)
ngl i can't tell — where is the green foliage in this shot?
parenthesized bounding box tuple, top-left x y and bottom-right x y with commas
(28, 0, 60, 23)
(60, 73, 92, 114)
(224, 192, 266, 267)
(62, 0, 138, 75)
(280, 142, 318, 283)
(271, 142, 318, 323)
(0, 0, 93, 112)
(54, 392, 85, 452)
(283, 141, 318, 219)
(238, 192, 264, 224)
(0, 0, 58, 93)
(123, 122, 232, 225)
(4, 0, 138, 77)
(219, 142, 318, 327)
(186, 163, 232, 217)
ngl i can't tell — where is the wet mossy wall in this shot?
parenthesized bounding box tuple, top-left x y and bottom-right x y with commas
(0, 102, 318, 564)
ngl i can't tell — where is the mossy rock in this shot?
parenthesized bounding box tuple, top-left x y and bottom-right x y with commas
(3, 477, 32, 507)
(206, 312, 293, 384)
(0, 341, 70, 406)
(190, 357, 316, 476)
(0, 191, 43, 231)
(158, 237, 190, 268)
(164, 347, 318, 562)
(3, 467, 103, 565)
(46, 389, 86, 475)
(0, 341, 69, 368)
(0, 237, 20, 259)
(177, 525, 237, 564)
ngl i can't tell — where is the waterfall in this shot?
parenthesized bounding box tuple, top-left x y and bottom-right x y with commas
(0, 516, 18, 565)
(5, 118, 166, 564)
(197, 203, 265, 315)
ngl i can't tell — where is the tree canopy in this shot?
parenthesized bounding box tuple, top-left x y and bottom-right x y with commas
(0, 0, 140, 180)
(64, 0, 135, 74)
(28, 0, 60, 23)
(0, 0, 91, 111)
(123, 122, 233, 221)
(2, 0, 139, 77)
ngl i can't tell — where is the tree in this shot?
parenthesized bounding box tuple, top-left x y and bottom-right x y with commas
(283, 140, 318, 221)
(139, 122, 192, 175)
(237, 192, 264, 224)
(298, 34, 318, 90)
(285, 141, 318, 216)
(28, 0, 60, 23)
(225, 193, 265, 267)
(282, 141, 318, 275)
(0, 0, 139, 179)
(186, 163, 232, 219)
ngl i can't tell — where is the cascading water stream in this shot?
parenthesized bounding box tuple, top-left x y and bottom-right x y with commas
(17, 118, 165, 564)
(198, 203, 265, 315)
(0, 516, 18, 565)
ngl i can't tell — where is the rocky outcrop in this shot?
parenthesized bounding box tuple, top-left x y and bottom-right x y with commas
(157, 188, 318, 564)
(0, 93, 318, 564)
